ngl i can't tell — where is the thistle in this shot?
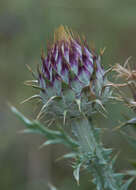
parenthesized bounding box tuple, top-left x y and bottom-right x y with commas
(25, 26, 111, 121)
(39, 25, 103, 97)
(11, 26, 133, 190)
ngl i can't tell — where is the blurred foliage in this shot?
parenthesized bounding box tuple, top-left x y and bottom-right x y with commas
(1, 0, 136, 189)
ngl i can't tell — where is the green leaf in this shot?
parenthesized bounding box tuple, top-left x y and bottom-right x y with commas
(20, 129, 44, 135)
(10, 106, 78, 149)
(48, 183, 58, 190)
(10, 105, 63, 137)
(56, 152, 77, 161)
(115, 117, 136, 130)
(121, 177, 134, 190)
(111, 153, 120, 167)
(39, 139, 66, 149)
(126, 117, 136, 125)
(113, 173, 124, 182)
(73, 163, 82, 185)
(10, 105, 32, 126)
(125, 170, 136, 176)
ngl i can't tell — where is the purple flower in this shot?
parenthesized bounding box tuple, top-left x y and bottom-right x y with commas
(38, 26, 105, 97)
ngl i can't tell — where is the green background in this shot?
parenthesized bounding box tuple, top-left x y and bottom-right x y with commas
(1, 0, 136, 189)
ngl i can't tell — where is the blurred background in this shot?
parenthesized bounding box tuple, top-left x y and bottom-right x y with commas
(1, 0, 136, 189)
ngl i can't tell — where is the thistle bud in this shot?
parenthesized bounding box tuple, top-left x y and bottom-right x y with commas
(38, 26, 105, 97)
(26, 26, 110, 120)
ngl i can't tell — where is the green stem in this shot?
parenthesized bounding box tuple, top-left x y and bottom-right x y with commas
(73, 118, 123, 190)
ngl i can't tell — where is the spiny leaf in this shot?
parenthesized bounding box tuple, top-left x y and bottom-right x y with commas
(10, 105, 62, 136)
(10, 106, 78, 148)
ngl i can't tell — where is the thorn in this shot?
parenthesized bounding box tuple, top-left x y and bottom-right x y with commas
(25, 64, 37, 79)
(41, 48, 45, 60)
(100, 47, 106, 56)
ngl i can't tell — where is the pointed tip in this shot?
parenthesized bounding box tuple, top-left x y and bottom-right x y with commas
(54, 25, 72, 43)
(25, 64, 32, 72)
(100, 47, 106, 56)
(25, 64, 37, 79)
(41, 48, 45, 60)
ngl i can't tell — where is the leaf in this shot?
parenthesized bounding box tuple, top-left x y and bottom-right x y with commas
(10, 106, 78, 148)
(19, 129, 43, 135)
(39, 139, 65, 149)
(48, 183, 57, 190)
(125, 170, 136, 176)
(126, 117, 136, 125)
(10, 105, 32, 126)
(113, 173, 124, 182)
(115, 117, 136, 131)
(10, 105, 62, 137)
(111, 152, 120, 167)
(73, 163, 82, 185)
(56, 152, 77, 162)
(121, 177, 134, 190)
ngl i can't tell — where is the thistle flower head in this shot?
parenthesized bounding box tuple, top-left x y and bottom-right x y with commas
(38, 26, 105, 98)
(25, 26, 110, 120)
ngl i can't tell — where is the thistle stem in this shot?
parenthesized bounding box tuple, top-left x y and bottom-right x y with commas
(73, 118, 123, 190)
